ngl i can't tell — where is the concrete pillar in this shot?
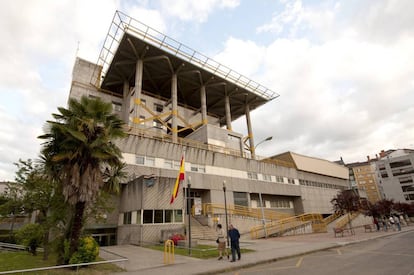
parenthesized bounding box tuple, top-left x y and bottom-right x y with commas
(122, 80, 130, 124)
(200, 85, 207, 124)
(225, 93, 232, 130)
(134, 59, 143, 124)
(171, 73, 178, 143)
(245, 103, 255, 159)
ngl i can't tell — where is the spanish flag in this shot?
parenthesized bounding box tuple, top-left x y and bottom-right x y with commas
(170, 155, 185, 204)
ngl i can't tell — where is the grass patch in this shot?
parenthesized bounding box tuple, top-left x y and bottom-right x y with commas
(0, 251, 123, 274)
(145, 244, 254, 259)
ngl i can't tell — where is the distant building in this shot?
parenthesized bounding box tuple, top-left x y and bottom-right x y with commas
(375, 149, 414, 202)
(0, 181, 9, 194)
(346, 157, 382, 204)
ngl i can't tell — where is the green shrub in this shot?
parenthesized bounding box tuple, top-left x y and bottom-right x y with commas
(15, 223, 44, 255)
(69, 236, 99, 264)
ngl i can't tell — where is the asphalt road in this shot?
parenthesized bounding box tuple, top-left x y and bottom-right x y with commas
(225, 231, 414, 275)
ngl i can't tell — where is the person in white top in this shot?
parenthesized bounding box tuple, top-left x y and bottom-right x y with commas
(216, 224, 228, 260)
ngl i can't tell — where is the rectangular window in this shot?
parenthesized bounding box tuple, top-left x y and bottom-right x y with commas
(174, 209, 183, 223)
(139, 115, 145, 124)
(143, 210, 153, 224)
(146, 157, 155, 166)
(263, 174, 272, 182)
(164, 160, 173, 169)
(112, 101, 122, 112)
(390, 159, 412, 168)
(233, 192, 248, 207)
(154, 103, 163, 112)
(247, 172, 258, 180)
(136, 155, 145, 165)
(276, 176, 284, 183)
(154, 210, 163, 223)
(123, 212, 132, 224)
(165, 210, 173, 223)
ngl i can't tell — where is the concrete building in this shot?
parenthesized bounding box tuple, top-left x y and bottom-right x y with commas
(375, 149, 414, 203)
(346, 158, 382, 204)
(68, 11, 348, 245)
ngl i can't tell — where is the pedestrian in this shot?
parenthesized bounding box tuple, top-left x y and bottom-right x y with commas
(373, 217, 380, 231)
(382, 217, 388, 231)
(389, 216, 395, 230)
(228, 224, 241, 262)
(216, 224, 228, 260)
(393, 215, 401, 231)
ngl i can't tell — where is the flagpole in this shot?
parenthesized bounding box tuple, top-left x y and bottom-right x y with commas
(187, 175, 192, 256)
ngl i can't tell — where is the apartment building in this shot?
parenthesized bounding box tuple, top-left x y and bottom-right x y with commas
(375, 149, 414, 202)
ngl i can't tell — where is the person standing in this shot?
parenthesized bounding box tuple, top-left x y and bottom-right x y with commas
(216, 224, 227, 260)
(228, 224, 241, 262)
(373, 217, 380, 231)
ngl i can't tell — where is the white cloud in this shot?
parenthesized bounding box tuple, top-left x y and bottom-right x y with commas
(158, 0, 240, 22)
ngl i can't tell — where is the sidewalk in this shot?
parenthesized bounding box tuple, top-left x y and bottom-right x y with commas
(100, 225, 414, 275)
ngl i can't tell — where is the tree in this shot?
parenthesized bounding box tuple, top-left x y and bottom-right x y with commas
(38, 96, 126, 263)
(13, 158, 67, 260)
(331, 189, 361, 232)
(16, 223, 44, 256)
(0, 181, 24, 240)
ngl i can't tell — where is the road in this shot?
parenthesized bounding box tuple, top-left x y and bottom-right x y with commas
(225, 230, 414, 275)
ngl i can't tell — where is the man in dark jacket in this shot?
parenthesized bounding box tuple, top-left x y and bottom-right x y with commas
(228, 224, 240, 262)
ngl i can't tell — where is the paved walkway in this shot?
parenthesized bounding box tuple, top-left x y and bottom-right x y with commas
(100, 225, 414, 275)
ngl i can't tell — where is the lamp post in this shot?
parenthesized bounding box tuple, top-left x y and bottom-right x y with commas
(222, 180, 229, 250)
(255, 136, 273, 151)
(187, 176, 192, 255)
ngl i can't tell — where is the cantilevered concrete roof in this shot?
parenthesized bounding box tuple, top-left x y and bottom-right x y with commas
(94, 11, 279, 126)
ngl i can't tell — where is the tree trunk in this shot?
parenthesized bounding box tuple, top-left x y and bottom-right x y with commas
(68, 201, 86, 262)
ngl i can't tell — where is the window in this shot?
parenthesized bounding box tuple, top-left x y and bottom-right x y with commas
(390, 159, 412, 168)
(112, 101, 122, 112)
(143, 210, 153, 224)
(276, 176, 284, 183)
(165, 210, 173, 223)
(233, 192, 248, 207)
(191, 164, 206, 173)
(263, 174, 272, 182)
(154, 103, 163, 112)
(247, 172, 258, 180)
(141, 99, 146, 105)
(146, 157, 155, 166)
(164, 160, 173, 169)
(174, 210, 183, 222)
(139, 115, 145, 124)
(287, 178, 294, 184)
(136, 156, 145, 165)
(123, 212, 132, 224)
(154, 210, 163, 223)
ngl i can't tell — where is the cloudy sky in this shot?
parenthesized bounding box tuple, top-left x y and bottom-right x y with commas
(0, 0, 413, 181)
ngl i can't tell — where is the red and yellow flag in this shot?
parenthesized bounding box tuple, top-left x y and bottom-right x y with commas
(170, 155, 185, 204)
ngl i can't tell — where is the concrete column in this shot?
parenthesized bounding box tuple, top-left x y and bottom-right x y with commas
(245, 103, 256, 159)
(171, 73, 178, 143)
(225, 93, 232, 130)
(200, 85, 208, 124)
(122, 80, 130, 124)
(134, 59, 143, 124)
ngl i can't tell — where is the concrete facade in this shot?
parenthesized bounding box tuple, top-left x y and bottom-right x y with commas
(67, 12, 350, 245)
(375, 149, 414, 202)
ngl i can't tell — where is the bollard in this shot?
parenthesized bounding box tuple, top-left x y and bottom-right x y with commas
(164, 240, 175, 264)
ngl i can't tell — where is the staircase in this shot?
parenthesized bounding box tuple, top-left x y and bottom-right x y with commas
(189, 216, 217, 240)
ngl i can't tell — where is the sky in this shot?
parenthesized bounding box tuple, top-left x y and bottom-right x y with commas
(0, 0, 413, 181)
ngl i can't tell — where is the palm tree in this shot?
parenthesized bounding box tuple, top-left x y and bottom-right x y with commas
(38, 96, 126, 261)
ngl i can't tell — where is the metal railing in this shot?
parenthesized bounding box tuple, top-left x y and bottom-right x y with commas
(250, 213, 326, 239)
(0, 259, 128, 274)
(93, 11, 279, 101)
(323, 212, 342, 225)
(335, 212, 360, 229)
(202, 203, 292, 221)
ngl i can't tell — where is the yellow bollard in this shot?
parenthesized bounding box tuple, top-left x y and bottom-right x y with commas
(164, 240, 175, 264)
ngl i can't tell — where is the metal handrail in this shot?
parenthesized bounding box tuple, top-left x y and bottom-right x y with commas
(250, 213, 326, 239)
(0, 259, 128, 274)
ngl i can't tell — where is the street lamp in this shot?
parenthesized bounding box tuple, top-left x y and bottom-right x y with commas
(222, 180, 229, 251)
(255, 136, 273, 150)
